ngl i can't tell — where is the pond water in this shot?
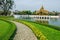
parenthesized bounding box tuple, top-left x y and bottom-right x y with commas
(49, 18, 60, 26)
(19, 17, 60, 27)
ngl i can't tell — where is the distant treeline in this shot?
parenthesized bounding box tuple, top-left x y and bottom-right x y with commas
(0, 10, 60, 16)
(13, 10, 60, 15)
(14, 10, 36, 15)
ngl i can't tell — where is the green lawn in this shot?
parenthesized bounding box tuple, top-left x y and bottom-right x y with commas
(15, 20, 60, 40)
(0, 16, 14, 20)
(0, 19, 16, 40)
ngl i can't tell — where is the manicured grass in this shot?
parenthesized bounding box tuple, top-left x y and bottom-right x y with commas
(0, 19, 16, 40)
(15, 20, 60, 40)
(30, 22, 60, 40)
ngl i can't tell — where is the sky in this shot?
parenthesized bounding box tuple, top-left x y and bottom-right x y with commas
(13, 0, 60, 12)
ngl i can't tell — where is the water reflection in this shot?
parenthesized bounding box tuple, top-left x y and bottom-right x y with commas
(49, 18, 60, 26)
(50, 18, 58, 22)
(35, 20, 49, 24)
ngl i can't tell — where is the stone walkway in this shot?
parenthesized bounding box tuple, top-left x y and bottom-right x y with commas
(12, 21, 37, 40)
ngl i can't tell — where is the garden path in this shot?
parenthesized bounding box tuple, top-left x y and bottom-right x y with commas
(11, 21, 37, 40)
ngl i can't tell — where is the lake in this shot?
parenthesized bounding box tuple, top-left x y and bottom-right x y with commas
(14, 15, 60, 26)
(20, 17, 60, 27)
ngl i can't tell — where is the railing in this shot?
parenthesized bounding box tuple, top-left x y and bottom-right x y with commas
(13, 15, 59, 20)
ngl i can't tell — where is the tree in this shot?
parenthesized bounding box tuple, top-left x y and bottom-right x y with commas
(0, 10, 3, 15)
(0, 0, 14, 16)
(21, 11, 32, 15)
(32, 11, 36, 15)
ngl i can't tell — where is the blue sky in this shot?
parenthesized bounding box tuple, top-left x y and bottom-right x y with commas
(13, 0, 60, 12)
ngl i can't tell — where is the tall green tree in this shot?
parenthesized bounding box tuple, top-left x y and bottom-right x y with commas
(0, 0, 14, 16)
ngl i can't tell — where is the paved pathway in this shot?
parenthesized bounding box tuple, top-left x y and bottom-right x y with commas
(12, 21, 37, 40)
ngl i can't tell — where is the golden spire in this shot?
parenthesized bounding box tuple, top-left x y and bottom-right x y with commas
(41, 5, 44, 9)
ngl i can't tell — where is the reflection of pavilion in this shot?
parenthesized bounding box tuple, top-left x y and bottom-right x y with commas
(36, 6, 49, 15)
(35, 20, 49, 24)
